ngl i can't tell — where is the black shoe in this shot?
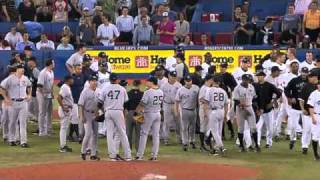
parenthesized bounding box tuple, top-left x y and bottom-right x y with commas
(205, 138, 211, 146)
(239, 147, 246, 153)
(90, 156, 100, 161)
(302, 148, 308, 155)
(183, 144, 188, 151)
(315, 155, 320, 161)
(135, 156, 143, 161)
(81, 153, 86, 160)
(248, 146, 255, 152)
(59, 146, 72, 153)
(148, 157, 158, 161)
(219, 147, 227, 154)
(289, 141, 295, 150)
(116, 154, 125, 161)
(21, 143, 29, 148)
(275, 136, 280, 142)
(230, 133, 235, 140)
(200, 145, 209, 152)
(265, 144, 271, 149)
(190, 142, 196, 149)
(256, 146, 261, 153)
(9, 142, 16, 146)
(3, 138, 8, 143)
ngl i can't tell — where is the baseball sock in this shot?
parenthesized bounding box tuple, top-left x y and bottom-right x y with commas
(227, 120, 234, 136)
(199, 133, 205, 147)
(238, 133, 244, 148)
(312, 140, 319, 158)
(74, 124, 79, 138)
(252, 132, 259, 147)
(69, 124, 75, 139)
(222, 122, 225, 139)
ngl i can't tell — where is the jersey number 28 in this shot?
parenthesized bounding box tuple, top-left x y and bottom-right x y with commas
(213, 93, 224, 101)
(107, 90, 120, 100)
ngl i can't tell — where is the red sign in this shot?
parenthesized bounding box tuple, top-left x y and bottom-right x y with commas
(135, 56, 149, 68)
(189, 55, 202, 67)
(238, 55, 252, 67)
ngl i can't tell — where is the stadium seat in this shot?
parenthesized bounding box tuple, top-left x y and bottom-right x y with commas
(0, 22, 15, 34)
(193, 32, 212, 45)
(192, 22, 235, 36)
(202, 0, 233, 21)
(215, 32, 233, 45)
(273, 32, 281, 44)
(249, 0, 290, 19)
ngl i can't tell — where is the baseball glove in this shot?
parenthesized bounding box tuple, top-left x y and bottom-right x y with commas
(133, 112, 144, 123)
(95, 110, 105, 122)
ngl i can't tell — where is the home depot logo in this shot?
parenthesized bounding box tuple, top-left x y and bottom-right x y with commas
(189, 56, 202, 67)
(135, 56, 149, 68)
(238, 55, 253, 67)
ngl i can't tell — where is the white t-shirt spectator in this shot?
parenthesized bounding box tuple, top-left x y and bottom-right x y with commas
(97, 23, 120, 46)
(4, 31, 23, 47)
(0, 46, 11, 50)
(294, 0, 312, 15)
(116, 15, 134, 32)
(57, 43, 74, 50)
(36, 40, 55, 50)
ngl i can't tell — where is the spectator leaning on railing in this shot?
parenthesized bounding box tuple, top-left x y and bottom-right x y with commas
(57, 36, 74, 50)
(134, 6, 150, 27)
(15, 32, 35, 51)
(132, 15, 154, 45)
(303, 1, 320, 42)
(36, 34, 55, 50)
(257, 18, 274, 45)
(175, 12, 189, 44)
(5, 27, 23, 48)
(68, 0, 82, 21)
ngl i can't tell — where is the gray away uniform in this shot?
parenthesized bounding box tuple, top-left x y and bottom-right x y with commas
(37, 68, 54, 136)
(78, 87, 99, 156)
(160, 81, 182, 142)
(175, 85, 199, 146)
(0, 74, 31, 144)
(136, 88, 164, 159)
(98, 84, 131, 159)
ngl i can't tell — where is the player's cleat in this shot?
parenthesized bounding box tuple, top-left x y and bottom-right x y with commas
(239, 147, 246, 153)
(274, 136, 280, 142)
(124, 158, 132, 162)
(302, 148, 308, 155)
(248, 146, 255, 152)
(21, 143, 29, 148)
(256, 146, 261, 153)
(289, 141, 295, 150)
(116, 154, 125, 161)
(135, 156, 143, 161)
(200, 145, 209, 152)
(219, 147, 227, 155)
(3, 138, 8, 143)
(148, 157, 158, 161)
(59, 146, 72, 153)
(210, 149, 219, 156)
(81, 153, 86, 160)
(190, 142, 196, 149)
(90, 156, 100, 161)
(315, 155, 320, 161)
(9, 142, 16, 146)
(183, 144, 188, 151)
(265, 144, 271, 149)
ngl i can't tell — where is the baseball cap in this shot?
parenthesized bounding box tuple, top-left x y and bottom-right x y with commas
(147, 76, 158, 85)
(162, 12, 169, 17)
(256, 70, 266, 76)
(271, 66, 281, 72)
(175, 53, 185, 60)
(195, 65, 203, 71)
(242, 57, 250, 63)
(120, 79, 128, 87)
(169, 71, 177, 77)
(24, 46, 33, 51)
(98, 52, 107, 58)
(155, 65, 163, 71)
(309, 70, 318, 77)
(242, 74, 251, 80)
(220, 62, 228, 68)
(83, 54, 92, 61)
(301, 67, 309, 73)
(272, 43, 280, 49)
(83, 7, 89, 11)
(89, 75, 98, 81)
(175, 46, 184, 52)
(184, 74, 192, 82)
(109, 73, 118, 81)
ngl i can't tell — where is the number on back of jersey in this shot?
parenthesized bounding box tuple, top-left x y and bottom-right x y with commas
(107, 90, 120, 100)
(213, 92, 224, 101)
(153, 95, 163, 105)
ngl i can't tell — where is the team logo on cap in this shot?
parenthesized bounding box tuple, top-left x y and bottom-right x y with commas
(135, 56, 149, 68)
(238, 55, 252, 67)
(189, 56, 202, 67)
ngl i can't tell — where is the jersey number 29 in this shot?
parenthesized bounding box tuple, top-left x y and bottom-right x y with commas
(213, 93, 224, 101)
(153, 96, 163, 105)
(107, 90, 120, 100)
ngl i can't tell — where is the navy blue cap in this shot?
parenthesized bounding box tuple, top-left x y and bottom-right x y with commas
(120, 79, 128, 87)
(271, 66, 280, 72)
(89, 75, 98, 81)
(98, 52, 107, 58)
(169, 71, 177, 77)
(301, 67, 309, 73)
(204, 74, 212, 81)
(147, 76, 158, 85)
(184, 74, 192, 81)
(256, 70, 266, 76)
(109, 73, 118, 81)
(175, 53, 185, 60)
(242, 57, 250, 63)
(24, 46, 33, 51)
(83, 54, 92, 61)
(220, 62, 228, 68)
(155, 65, 163, 71)
(175, 46, 184, 52)
(242, 74, 251, 80)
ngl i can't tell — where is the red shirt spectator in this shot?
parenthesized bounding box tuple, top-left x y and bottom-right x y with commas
(157, 12, 176, 45)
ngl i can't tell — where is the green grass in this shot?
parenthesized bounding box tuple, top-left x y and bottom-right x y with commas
(1, 85, 320, 180)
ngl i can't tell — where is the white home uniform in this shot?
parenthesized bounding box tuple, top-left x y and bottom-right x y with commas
(308, 90, 320, 143)
(90, 61, 112, 73)
(201, 62, 211, 79)
(300, 61, 315, 72)
(165, 56, 177, 71)
(285, 59, 300, 73)
(97, 71, 110, 135)
(198, 84, 211, 136)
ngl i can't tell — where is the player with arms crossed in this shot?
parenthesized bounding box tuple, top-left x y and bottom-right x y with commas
(135, 77, 164, 161)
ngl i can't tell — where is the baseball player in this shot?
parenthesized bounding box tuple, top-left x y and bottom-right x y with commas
(161, 71, 182, 145)
(201, 52, 213, 78)
(300, 51, 315, 72)
(135, 77, 164, 161)
(65, 44, 87, 74)
(299, 71, 318, 155)
(253, 71, 281, 148)
(307, 82, 320, 160)
(175, 75, 199, 151)
(198, 75, 213, 151)
(82, 54, 96, 82)
(165, 46, 184, 71)
(285, 66, 308, 150)
(203, 75, 229, 154)
(0, 65, 17, 143)
(233, 74, 260, 152)
(57, 76, 74, 153)
(90, 52, 112, 73)
(37, 59, 54, 136)
(79, 75, 100, 161)
(0, 63, 32, 148)
(98, 73, 132, 161)
(154, 65, 168, 88)
(285, 48, 300, 73)
(191, 65, 203, 87)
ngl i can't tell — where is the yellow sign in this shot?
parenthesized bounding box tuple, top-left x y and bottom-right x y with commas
(87, 50, 279, 73)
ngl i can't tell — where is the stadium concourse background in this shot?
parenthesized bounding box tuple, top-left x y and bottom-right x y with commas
(0, 45, 316, 79)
